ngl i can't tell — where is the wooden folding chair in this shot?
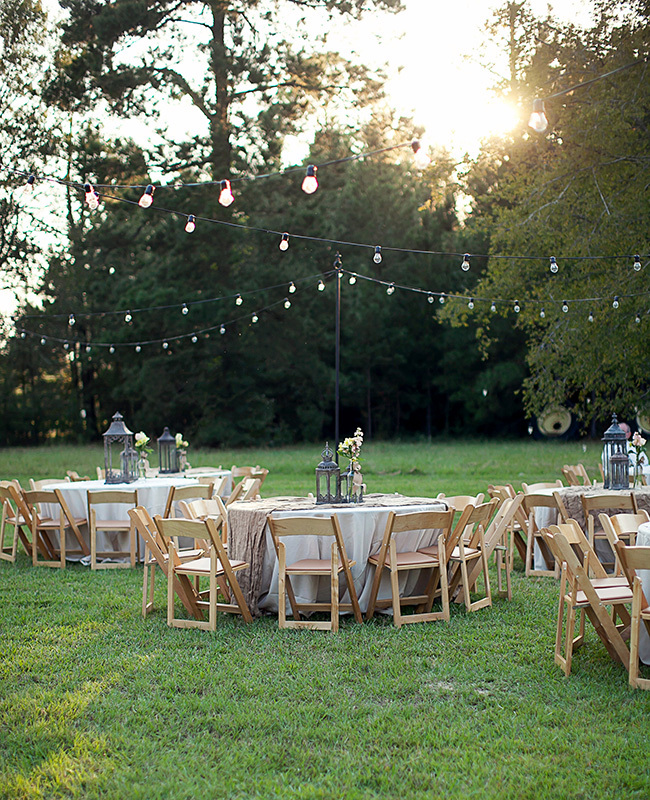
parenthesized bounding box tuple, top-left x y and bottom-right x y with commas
(521, 479, 563, 493)
(543, 528, 631, 676)
(155, 515, 252, 630)
(0, 483, 31, 562)
(87, 489, 139, 570)
(613, 539, 650, 689)
(600, 511, 650, 577)
(129, 507, 206, 618)
(521, 491, 569, 577)
(66, 470, 90, 482)
(224, 477, 261, 506)
(163, 481, 215, 518)
(581, 492, 638, 569)
(231, 465, 269, 487)
(364, 509, 455, 627)
(562, 464, 591, 486)
(268, 514, 363, 631)
(488, 484, 528, 563)
(178, 495, 229, 546)
(22, 488, 89, 568)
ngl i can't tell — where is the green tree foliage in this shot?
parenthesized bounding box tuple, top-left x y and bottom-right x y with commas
(451, 0, 650, 432)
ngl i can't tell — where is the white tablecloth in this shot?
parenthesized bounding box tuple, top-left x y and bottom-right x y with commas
(43, 472, 231, 559)
(635, 521, 650, 664)
(227, 494, 447, 615)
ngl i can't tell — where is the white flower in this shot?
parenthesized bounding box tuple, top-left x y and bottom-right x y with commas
(135, 431, 149, 446)
(632, 432, 646, 448)
(175, 432, 189, 449)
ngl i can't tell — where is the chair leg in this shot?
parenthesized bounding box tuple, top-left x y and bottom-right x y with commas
(389, 540, 402, 628)
(91, 523, 97, 571)
(208, 559, 217, 632)
(331, 541, 339, 633)
(278, 542, 287, 629)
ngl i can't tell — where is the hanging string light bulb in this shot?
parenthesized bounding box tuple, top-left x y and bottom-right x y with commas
(235, 294, 243, 306)
(181, 303, 189, 315)
(218, 180, 234, 207)
(124, 310, 132, 323)
(318, 280, 325, 291)
(411, 140, 431, 168)
(68, 314, 75, 326)
(549, 256, 558, 274)
(386, 283, 395, 295)
(279, 233, 289, 251)
(468, 298, 474, 309)
(288, 282, 296, 294)
(588, 311, 594, 322)
(220, 325, 226, 335)
(528, 98, 548, 133)
(192, 335, 199, 343)
(636, 312, 641, 324)
(612, 296, 620, 309)
(135, 344, 142, 352)
(23, 174, 36, 193)
(439, 293, 446, 304)
(349, 274, 357, 285)
(428, 293, 434, 304)
(252, 313, 259, 323)
(461, 254, 470, 272)
(185, 215, 196, 233)
(109, 345, 115, 354)
(162, 341, 169, 349)
(634, 254, 642, 272)
(40, 337, 46, 345)
(490, 301, 497, 313)
(84, 183, 100, 210)
(85, 345, 91, 354)
(301, 165, 318, 194)
(63, 341, 69, 350)
(138, 184, 154, 208)
(514, 300, 521, 313)
(373, 246, 382, 264)
(540, 308, 546, 319)
(562, 300, 569, 313)
(284, 297, 291, 309)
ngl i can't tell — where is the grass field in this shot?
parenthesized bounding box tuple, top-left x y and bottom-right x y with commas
(1, 440, 649, 799)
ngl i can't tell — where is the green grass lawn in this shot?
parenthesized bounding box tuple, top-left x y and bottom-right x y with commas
(1, 440, 649, 799)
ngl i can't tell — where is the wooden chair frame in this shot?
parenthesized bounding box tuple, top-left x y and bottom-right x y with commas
(600, 511, 650, 577)
(268, 514, 363, 631)
(22, 488, 89, 568)
(521, 491, 569, 577)
(613, 540, 650, 689)
(87, 489, 139, 570)
(581, 492, 638, 569)
(0, 483, 32, 562)
(163, 482, 215, 518)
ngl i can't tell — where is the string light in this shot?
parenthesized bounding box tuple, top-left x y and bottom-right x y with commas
(301, 165, 318, 195)
(349, 275, 357, 285)
(109, 266, 116, 275)
(428, 293, 434, 304)
(84, 183, 100, 210)
(549, 256, 558, 274)
(20, 332, 25, 338)
(218, 180, 234, 207)
(461, 254, 470, 272)
(235, 294, 243, 306)
(612, 296, 620, 309)
(562, 300, 569, 313)
(40, 337, 45, 345)
(23, 175, 36, 193)
(284, 298, 291, 309)
(124, 310, 132, 323)
(85, 345, 91, 353)
(514, 300, 520, 313)
(491, 301, 497, 312)
(109, 345, 115, 354)
(468, 298, 474, 309)
(373, 246, 382, 264)
(219, 325, 226, 335)
(279, 233, 289, 251)
(185, 215, 196, 233)
(528, 98, 548, 133)
(192, 335, 198, 343)
(634, 255, 642, 272)
(386, 283, 395, 295)
(68, 314, 75, 326)
(411, 140, 431, 168)
(252, 313, 259, 323)
(288, 282, 296, 293)
(636, 312, 641, 324)
(318, 280, 325, 291)
(540, 308, 545, 319)
(63, 341, 69, 350)
(181, 303, 189, 315)
(135, 344, 141, 352)
(439, 293, 446, 304)
(588, 311, 594, 322)
(138, 184, 154, 208)
(162, 341, 169, 349)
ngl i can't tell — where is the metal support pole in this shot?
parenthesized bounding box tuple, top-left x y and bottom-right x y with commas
(334, 253, 341, 463)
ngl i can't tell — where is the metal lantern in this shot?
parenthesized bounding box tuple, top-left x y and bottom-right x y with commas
(315, 443, 341, 504)
(103, 412, 136, 484)
(158, 427, 179, 473)
(602, 413, 629, 490)
(121, 443, 139, 483)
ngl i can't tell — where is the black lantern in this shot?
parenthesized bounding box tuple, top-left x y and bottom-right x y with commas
(315, 443, 341, 504)
(602, 414, 629, 490)
(158, 427, 179, 474)
(103, 412, 136, 484)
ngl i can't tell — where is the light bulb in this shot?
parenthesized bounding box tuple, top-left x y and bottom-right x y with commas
(540, 308, 546, 319)
(439, 293, 446, 304)
(349, 275, 357, 285)
(482, 388, 488, 397)
(192, 335, 198, 343)
(386, 283, 395, 295)
(135, 344, 141, 352)
(514, 300, 520, 313)
(428, 293, 434, 304)
(220, 325, 226, 335)
(318, 280, 325, 291)
(634, 255, 642, 271)
(235, 294, 243, 306)
(24, 175, 36, 192)
(85, 345, 91, 353)
(528, 98, 548, 133)
(613, 296, 620, 309)
(279, 233, 289, 251)
(84, 183, 100, 210)
(125, 311, 132, 323)
(549, 256, 558, 274)
(63, 341, 69, 350)
(588, 311, 594, 322)
(490, 302, 497, 313)
(468, 298, 474, 309)
(68, 314, 75, 326)
(109, 345, 115, 354)
(20, 331, 25, 338)
(411, 140, 431, 168)
(373, 246, 382, 264)
(218, 179, 234, 207)
(562, 301, 569, 313)
(40, 337, 46, 345)
(636, 313, 641, 324)
(182, 303, 189, 315)
(301, 165, 318, 194)
(109, 266, 116, 275)
(284, 298, 291, 309)
(162, 341, 169, 349)
(252, 314, 259, 323)
(461, 253, 470, 272)
(139, 184, 154, 208)
(185, 215, 196, 233)
(288, 282, 296, 293)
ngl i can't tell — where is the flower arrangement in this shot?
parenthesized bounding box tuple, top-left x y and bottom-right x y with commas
(175, 432, 189, 450)
(134, 431, 153, 456)
(338, 427, 363, 463)
(631, 432, 647, 486)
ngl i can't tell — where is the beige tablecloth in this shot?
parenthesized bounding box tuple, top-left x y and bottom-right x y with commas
(227, 493, 447, 616)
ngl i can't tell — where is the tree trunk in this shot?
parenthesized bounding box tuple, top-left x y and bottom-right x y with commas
(209, 4, 232, 178)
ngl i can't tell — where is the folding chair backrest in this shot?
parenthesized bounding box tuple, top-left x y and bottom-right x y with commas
(389, 509, 455, 537)
(156, 515, 227, 564)
(29, 478, 70, 490)
(521, 491, 569, 527)
(163, 482, 215, 518)
(24, 489, 64, 523)
(521, 480, 563, 493)
(437, 494, 485, 511)
(66, 471, 90, 482)
(548, 519, 607, 578)
(614, 540, 650, 578)
(447, 500, 497, 552)
(129, 506, 169, 567)
(88, 488, 138, 510)
(611, 511, 650, 541)
(240, 477, 261, 501)
(581, 492, 638, 540)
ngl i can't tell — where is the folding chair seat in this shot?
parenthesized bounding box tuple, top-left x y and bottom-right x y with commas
(521, 491, 569, 577)
(268, 514, 363, 631)
(163, 481, 215, 518)
(22, 488, 89, 568)
(581, 492, 638, 570)
(613, 539, 650, 689)
(542, 528, 631, 676)
(364, 509, 454, 626)
(155, 515, 252, 630)
(600, 511, 650, 577)
(87, 489, 139, 569)
(426, 500, 497, 612)
(0, 483, 31, 562)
